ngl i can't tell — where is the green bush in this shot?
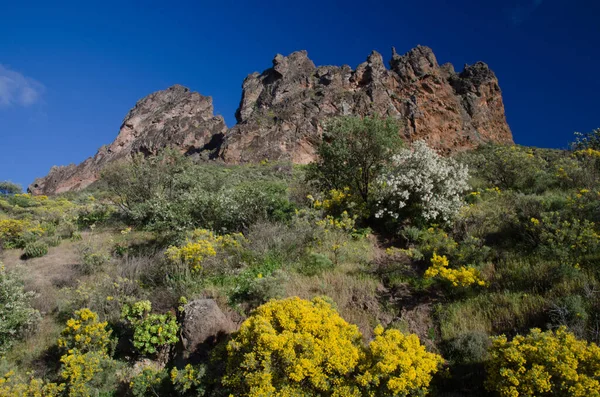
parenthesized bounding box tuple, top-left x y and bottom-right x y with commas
(102, 149, 298, 234)
(0, 263, 40, 353)
(77, 243, 111, 275)
(306, 115, 403, 205)
(461, 145, 551, 192)
(121, 301, 179, 357)
(0, 181, 22, 195)
(23, 240, 49, 258)
(45, 235, 61, 247)
(297, 252, 334, 276)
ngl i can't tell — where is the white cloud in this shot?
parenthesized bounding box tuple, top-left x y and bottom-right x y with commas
(0, 64, 45, 107)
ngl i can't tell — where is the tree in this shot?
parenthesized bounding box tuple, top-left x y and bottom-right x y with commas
(572, 127, 600, 151)
(307, 116, 403, 205)
(0, 181, 22, 195)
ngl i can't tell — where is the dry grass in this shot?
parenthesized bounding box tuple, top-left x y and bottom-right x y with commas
(284, 263, 391, 340)
(3, 315, 63, 375)
(0, 231, 114, 315)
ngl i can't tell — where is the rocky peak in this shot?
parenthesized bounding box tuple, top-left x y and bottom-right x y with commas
(29, 85, 227, 195)
(30, 45, 514, 195)
(220, 46, 513, 163)
(390, 45, 439, 81)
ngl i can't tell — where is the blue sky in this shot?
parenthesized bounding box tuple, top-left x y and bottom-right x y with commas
(1, 0, 599, 188)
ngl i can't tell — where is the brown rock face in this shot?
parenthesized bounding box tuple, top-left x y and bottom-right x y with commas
(29, 85, 227, 195)
(180, 299, 235, 357)
(30, 46, 513, 195)
(220, 46, 513, 163)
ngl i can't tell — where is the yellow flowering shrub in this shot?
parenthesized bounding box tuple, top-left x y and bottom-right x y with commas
(60, 350, 105, 397)
(0, 219, 44, 248)
(58, 308, 112, 354)
(165, 229, 246, 273)
(170, 364, 205, 395)
(528, 211, 600, 266)
(0, 371, 64, 397)
(486, 327, 600, 397)
(223, 297, 363, 397)
(357, 325, 443, 397)
(315, 211, 357, 234)
(224, 297, 441, 397)
(310, 187, 367, 219)
(574, 148, 600, 158)
(424, 253, 486, 287)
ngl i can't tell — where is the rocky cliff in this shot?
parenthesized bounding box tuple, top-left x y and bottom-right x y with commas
(29, 46, 513, 195)
(29, 85, 227, 195)
(220, 46, 512, 163)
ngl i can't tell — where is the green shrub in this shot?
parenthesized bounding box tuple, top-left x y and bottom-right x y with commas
(170, 364, 206, 396)
(45, 235, 62, 247)
(121, 301, 179, 357)
(0, 263, 40, 353)
(129, 366, 170, 397)
(572, 127, 600, 151)
(306, 115, 403, 205)
(444, 331, 490, 365)
(0, 181, 22, 195)
(77, 243, 111, 275)
(462, 145, 548, 192)
(102, 149, 297, 234)
(23, 240, 49, 258)
(297, 252, 334, 276)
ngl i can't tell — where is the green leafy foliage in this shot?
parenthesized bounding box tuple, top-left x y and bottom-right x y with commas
(0, 263, 40, 353)
(306, 116, 403, 205)
(121, 300, 179, 356)
(23, 240, 49, 258)
(0, 181, 22, 195)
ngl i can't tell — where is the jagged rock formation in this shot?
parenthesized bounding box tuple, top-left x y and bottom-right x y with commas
(220, 46, 512, 163)
(29, 85, 227, 195)
(29, 46, 513, 195)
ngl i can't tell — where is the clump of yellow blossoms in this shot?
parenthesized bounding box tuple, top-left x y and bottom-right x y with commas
(357, 325, 444, 396)
(224, 296, 363, 396)
(424, 253, 486, 287)
(58, 308, 112, 354)
(1, 309, 112, 397)
(0, 219, 44, 246)
(224, 297, 442, 397)
(574, 148, 600, 158)
(315, 211, 357, 233)
(165, 229, 245, 272)
(486, 327, 600, 397)
(312, 187, 352, 210)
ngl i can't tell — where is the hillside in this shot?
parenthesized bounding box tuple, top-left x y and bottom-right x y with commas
(29, 45, 512, 195)
(2, 122, 600, 396)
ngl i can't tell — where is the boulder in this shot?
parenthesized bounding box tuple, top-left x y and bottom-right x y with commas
(180, 299, 235, 355)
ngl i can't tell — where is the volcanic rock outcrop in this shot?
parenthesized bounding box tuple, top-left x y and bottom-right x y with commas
(29, 85, 227, 195)
(220, 46, 512, 163)
(29, 46, 513, 195)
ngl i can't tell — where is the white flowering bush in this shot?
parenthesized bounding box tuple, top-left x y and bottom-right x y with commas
(376, 140, 469, 225)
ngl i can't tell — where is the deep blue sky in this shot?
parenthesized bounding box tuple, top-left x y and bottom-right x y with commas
(1, 0, 599, 188)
